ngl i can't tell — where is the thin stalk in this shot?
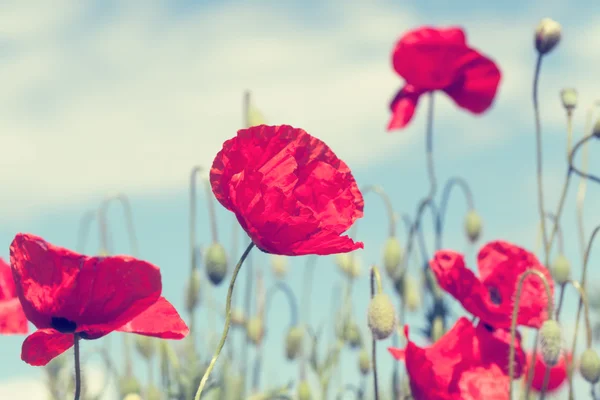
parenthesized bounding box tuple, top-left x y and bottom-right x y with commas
(241, 245, 254, 395)
(76, 211, 96, 253)
(73, 334, 81, 400)
(362, 185, 396, 237)
(300, 256, 318, 380)
(370, 266, 383, 400)
(436, 177, 475, 250)
(189, 166, 203, 337)
(204, 178, 219, 243)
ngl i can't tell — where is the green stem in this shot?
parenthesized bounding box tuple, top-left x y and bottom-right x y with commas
(370, 266, 382, 400)
(194, 242, 255, 400)
(361, 185, 396, 237)
(204, 178, 219, 243)
(73, 334, 81, 400)
(76, 210, 96, 253)
(189, 166, 203, 337)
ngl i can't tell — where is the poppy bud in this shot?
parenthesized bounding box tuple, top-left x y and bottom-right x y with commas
(135, 336, 156, 360)
(231, 308, 247, 328)
(593, 118, 600, 139)
(560, 88, 577, 111)
(185, 268, 202, 312)
(146, 384, 161, 400)
(205, 242, 228, 286)
(580, 348, 600, 384)
(367, 293, 396, 340)
(539, 320, 562, 366)
(550, 254, 570, 285)
(271, 255, 287, 278)
(403, 275, 421, 312)
(464, 210, 482, 243)
(246, 317, 264, 346)
(119, 376, 142, 397)
(383, 237, 403, 278)
(431, 316, 445, 342)
(358, 348, 371, 375)
(344, 321, 363, 349)
(335, 253, 352, 274)
(285, 326, 304, 360)
(423, 268, 443, 299)
(535, 18, 561, 55)
(123, 394, 143, 400)
(297, 380, 312, 400)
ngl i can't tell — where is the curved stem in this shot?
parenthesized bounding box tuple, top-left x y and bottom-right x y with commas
(194, 242, 255, 400)
(361, 185, 396, 237)
(370, 266, 382, 400)
(403, 199, 437, 274)
(76, 211, 96, 253)
(264, 281, 299, 328)
(73, 334, 81, 400)
(508, 269, 553, 400)
(241, 241, 254, 393)
(544, 212, 564, 253)
(300, 256, 317, 379)
(436, 177, 475, 250)
(570, 134, 600, 184)
(424, 92, 437, 199)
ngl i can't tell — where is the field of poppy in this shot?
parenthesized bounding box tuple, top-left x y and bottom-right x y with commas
(2, 4, 600, 400)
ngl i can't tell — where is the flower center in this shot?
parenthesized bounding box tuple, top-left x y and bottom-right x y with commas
(488, 287, 502, 305)
(51, 317, 77, 333)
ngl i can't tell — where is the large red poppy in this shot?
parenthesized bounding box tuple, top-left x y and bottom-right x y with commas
(525, 351, 571, 393)
(210, 124, 364, 255)
(10, 233, 189, 366)
(0, 257, 28, 334)
(430, 241, 553, 329)
(388, 26, 501, 130)
(388, 317, 526, 400)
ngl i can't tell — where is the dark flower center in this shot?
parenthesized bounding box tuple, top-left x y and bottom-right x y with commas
(79, 332, 103, 340)
(51, 317, 77, 333)
(488, 287, 502, 305)
(482, 323, 495, 332)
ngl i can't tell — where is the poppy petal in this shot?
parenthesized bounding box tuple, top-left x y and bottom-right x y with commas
(21, 329, 73, 366)
(527, 352, 571, 392)
(0, 258, 16, 300)
(0, 298, 29, 334)
(117, 297, 189, 339)
(387, 84, 423, 131)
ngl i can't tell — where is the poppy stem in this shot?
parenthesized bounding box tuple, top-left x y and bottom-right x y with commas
(189, 166, 203, 337)
(240, 242, 254, 395)
(435, 177, 475, 250)
(194, 242, 255, 400)
(300, 256, 318, 379)
(362, 185, 397, 237)
(508, 268, 553, 400)
(76, 210, 96, 253)
(370, 266, 382, 400)
(204, 178, 219, 243)
(425, 92, 437, 198)
(73, 334, 81, 400)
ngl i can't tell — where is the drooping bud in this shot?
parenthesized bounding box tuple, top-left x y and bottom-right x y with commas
(185, 268, 202, 312)
(464, 210, 482, 243)
(383, 237, 403, 278)
(335, 253, 352, 274)
(344, 321, 363, 349)
(230, 308, 247, 328)
(550, 254, 570, 285)
(358, 348, 371, 375)
(535, 18, 562, 55)
(403, 275, 421, 312)
(135, 336, 156, 360)
(285, 326, 304, 360)
(593, 118, 600, 138)
(580, 348, 600, 384)
(560, 88, 577, 111)
(539, 320, 562, 366)
(205, 242, 228, 285)
(367, 293, 396, 340)
(246, 317, 264, 346)
(271, 255, 287, 279)
(297, 380, 312, 400)
(119, 376, 142, 397)
(431, 316, 445, 342)
(146, 384, 162, 400)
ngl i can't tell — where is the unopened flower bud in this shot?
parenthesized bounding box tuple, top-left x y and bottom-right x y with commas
(246, 317, 264, 346)
(348, 256, 361, 279)
(431, 316, 445, 342)
(560, 88, 577, 111)
(135, 336, 156, 360)
(367, 293, 396, 340)
(146, 384, 161, 400)
(335, 253, 351, 274)
(580, 348, 600, 383)
(464, 210, 482, 243)
(297, 380, 312, 400)
(185, 268, 202, 312)
(383, 237, 403, 278)
(285, 326, 304, 360)
(424, 268, 443, 299)
(403, 275, 421, 312)
(231, 308, 246, 328)
(271, 255, 287, 279)
(344, 321, 362, 349)
(535, 18, 561, 55)
(539, 320, 562, 366)
(119, 376, 142, 397)
(550, 254, 570, 285)
(205, 242, 228, 285)
(593, 118, 600, 138)
(358, 348, 371, 375)
(123, 394, 143, 400)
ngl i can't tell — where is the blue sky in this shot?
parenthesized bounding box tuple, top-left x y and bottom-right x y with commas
(1, 0, 600, 398)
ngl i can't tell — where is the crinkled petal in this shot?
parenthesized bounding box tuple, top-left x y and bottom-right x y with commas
(387, 84, 424, 131)
(117, 297, 189, 339)
(0, 298, 29, 334)
(21, 329, 74, 366)
(0, 258, 16, 300)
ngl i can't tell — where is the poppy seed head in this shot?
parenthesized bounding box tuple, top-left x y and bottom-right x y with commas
(246, 317, 264, 346)
(383, 237, 403, 278)
(358, 348, 371, 375)
(535, 18, 562, 55)
(464, 210, 483, 243)
(550, 254, 570, 285)
(344, 321, 363, 349)
(185, 268, 202, 312)
(404, 275, 421, 312)
(230, 308, 247, 327)
(205, 243, 228, 286)
(580, 349, 600, 384)
(297, 380, 312, 400)
(539, 320, 562, 366)
(271, 255, 288, 278)
(285, 326, 304, 360)
(367, 293, 397, 340)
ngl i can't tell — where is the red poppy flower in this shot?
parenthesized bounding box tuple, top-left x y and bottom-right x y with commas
(525, 351, 571, 393)
(430, 241, 553, 329)
(388, 26, 501, 130)
(388, 317, 526, 400)
(210, 124, 364, 256)
(10, 233, 189, 366)
(0, 257, 28, 334)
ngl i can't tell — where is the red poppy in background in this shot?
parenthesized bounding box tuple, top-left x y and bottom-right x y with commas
(10, 233, 189, 366)
(430, 241, 553, 329)
(0, 258, 28, 334)
(525, 351, 571, 393)
(388, 26, 501, 130)
(210, 124, 364, 256)
(388, 317, 526, 400)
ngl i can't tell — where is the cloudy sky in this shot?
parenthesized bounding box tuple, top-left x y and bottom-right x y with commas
(1, 0, 600, 398)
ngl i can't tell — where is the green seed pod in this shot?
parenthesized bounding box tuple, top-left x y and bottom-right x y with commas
(560, 88, 577, 111)
(550, 254, 570, 285)
(205, 242, 228, 285)
(285, 326, 304, 360)
(246, 317, 264, 346)
(383, 237, 403, 278)
(146, 384, 162, 400)
(231, 308, 247, 328)
(297, 380, 312, 400)
(359, 348, 371, 375)
(185, 268, 202, 312)
(464, 210, 482, 243)
(580, 348, 600, 383)
(535, 18, 561, 55)
(123, 394, 143, 400)
(367, 293, 396, 340)
(344, 321, 362, 349)
(271, 255, 287, 279)
(423, 268, 443, 299)
(431, 316, 445, 342)
(335, 253, 352, 274)
(403, 275, 421, 312)
(135, 336, 156, 360)
(593, 118, 600, 139)
(539, 320, 562, 366)
(119, 376, 142, 397)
